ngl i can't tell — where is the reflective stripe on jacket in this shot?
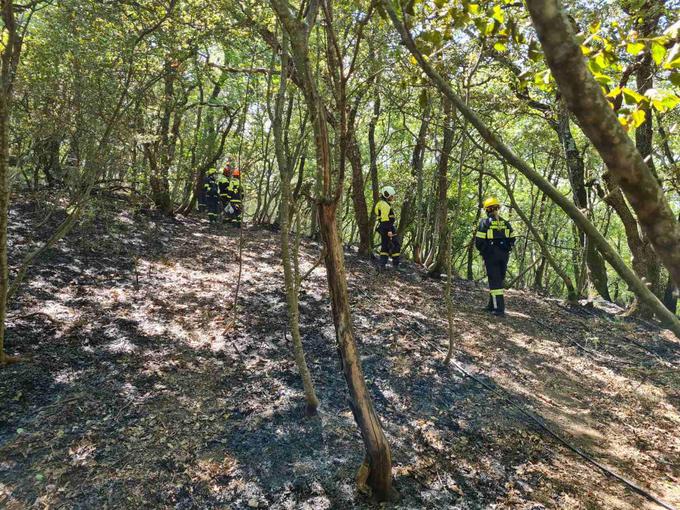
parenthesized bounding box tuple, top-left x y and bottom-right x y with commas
(475, 217, 516, 254)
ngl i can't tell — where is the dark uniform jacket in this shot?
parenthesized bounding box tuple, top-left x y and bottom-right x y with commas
(204, 174, 219, 197)
(475, 217, 516, 258)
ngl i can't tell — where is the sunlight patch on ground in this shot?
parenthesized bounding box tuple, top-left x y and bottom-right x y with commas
(53, 368, 84, 384)
(106, 336, 138, 354)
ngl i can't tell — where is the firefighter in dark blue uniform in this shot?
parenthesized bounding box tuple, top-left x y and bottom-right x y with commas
(374, 185, 400, 269)
(203, 168, 220, 223)
(475, 197, 515, 316)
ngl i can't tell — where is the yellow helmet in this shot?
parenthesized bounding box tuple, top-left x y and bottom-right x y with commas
(483, 197, 500, 209)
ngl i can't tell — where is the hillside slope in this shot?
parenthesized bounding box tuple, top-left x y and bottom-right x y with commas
(1, 197, 678, 509)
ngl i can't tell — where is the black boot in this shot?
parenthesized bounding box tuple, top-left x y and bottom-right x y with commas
(483, 295, 493, 312)
(492, 295, 505, 316)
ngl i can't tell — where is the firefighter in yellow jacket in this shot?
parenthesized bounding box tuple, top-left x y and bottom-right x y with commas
(374, 186, 400, 269)
(475, 197, 516, 316)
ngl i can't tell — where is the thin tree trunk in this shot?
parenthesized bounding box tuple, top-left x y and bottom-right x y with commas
(347, 130, 370, 256)
(270, 0, 393, 498)
(272, 38, 319, 413)
(428, 97, 454, 277)
(556, 99, 609, 300)
(500, 169, 578, 302)
(0, 69, 10, 364)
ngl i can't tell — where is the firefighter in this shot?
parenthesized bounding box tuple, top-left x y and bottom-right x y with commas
(475, 197, 515, 316)
(374, 185, 400, 269)
(225, 168, 243, 227)
(218, 166, 230, 213)
(203, 168, 220, 223)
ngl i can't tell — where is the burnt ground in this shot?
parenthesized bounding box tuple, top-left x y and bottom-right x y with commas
(0, 195, 679, 509)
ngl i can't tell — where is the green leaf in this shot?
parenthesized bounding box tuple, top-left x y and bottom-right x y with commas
(651, 41, 666, 66)
(484, 19, 497, 36)
(493, 42, 507, 52)
(606, 86, 622, 98)
(421, 30, 443, 48)
(645, 88, 680, 112)
(528, 40, 542, 62)
(626, 42, 644, 56)
(631, 108, 646, 128)
(592, 72, 612, 86)
(467, 3, 480, 15)
(664, 43, 680, 69)
(621, 87, 646, 105)
(491, 5, 504, 23)
(670, 71, 680, 87)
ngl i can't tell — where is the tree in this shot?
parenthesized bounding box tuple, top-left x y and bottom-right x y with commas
(268, 0, 394, 499)
(381, 0, 680, 336)
(525, 0, 680, 289)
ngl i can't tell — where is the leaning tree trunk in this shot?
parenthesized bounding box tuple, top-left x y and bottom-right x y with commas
(383, 0, 680, 336)
(525, 0, 680, 289)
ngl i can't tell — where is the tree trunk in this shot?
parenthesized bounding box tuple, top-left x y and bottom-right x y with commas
(525, 0, 680, 289)
(383, 0, 680, 335)
(271, 31, 319, 414)
(428, 97, 454, 277)
(595, 174, 662, 317)
(504, 170, 578, 302)
(466, 167, 483, 280)
(270, 1, 393, 498)
(399, 97, 430, 257)
(0, 78, 9, 364)
(347, 130, 370, 256)
(367, 81, 381, 239)
(556, 99, 609, 300)
(0, 0, 21, 364)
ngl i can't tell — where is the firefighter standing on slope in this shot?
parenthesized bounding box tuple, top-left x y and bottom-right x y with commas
(225, 168, 243, 227)
(204, 168, 221, 223)
(218, 165, 230, 216)
(374, 186, 400, 270)
(475, 197, 515, 316)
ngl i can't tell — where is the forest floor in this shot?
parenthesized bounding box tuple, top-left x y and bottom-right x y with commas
(1, 195, 679, 510)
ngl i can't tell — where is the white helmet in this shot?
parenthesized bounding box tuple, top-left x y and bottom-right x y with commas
(380, 186, 396, 198)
